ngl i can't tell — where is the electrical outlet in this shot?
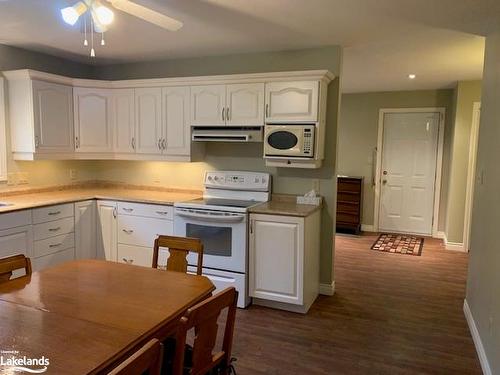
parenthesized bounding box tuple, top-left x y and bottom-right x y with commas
(6, 173, 17, 186)
(69, 169, 78, 180)
(312, 179, 320, 193)
(17, 172, 28, 185)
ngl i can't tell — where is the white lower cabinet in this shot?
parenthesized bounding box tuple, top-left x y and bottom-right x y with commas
(96, 201, 118, 261)
(249, 211, 321, 313)
(75, 200, 97, 259)
(0, 225, 33, 259)
(32, 248, 75, 271)
(118, 244, 154, 267)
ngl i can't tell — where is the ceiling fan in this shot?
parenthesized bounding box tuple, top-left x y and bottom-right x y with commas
(61, 0, 183, 57)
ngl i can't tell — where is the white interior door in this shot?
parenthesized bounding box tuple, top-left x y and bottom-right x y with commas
(379, 112, 440, 235)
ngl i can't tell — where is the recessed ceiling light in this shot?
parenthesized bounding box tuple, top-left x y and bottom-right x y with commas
(408, 74, 416, 80)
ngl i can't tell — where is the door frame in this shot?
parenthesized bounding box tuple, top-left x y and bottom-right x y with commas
(373, 107, 446, 237)
(463, 102, 481, 252)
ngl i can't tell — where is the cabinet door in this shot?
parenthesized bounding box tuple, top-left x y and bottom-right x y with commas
(135, 88, 162, 154)
(190, 85, 226, 126)
(249, 214, 304, 305)
(75, 200, 96, 260)
(0, 225, 33, 259)
(162, 86, 191, 156)
(118, 244, 153, 267)
(113, 89, 135, 153)
(74, 87, 113, 152)
(226, 83, 264, 126)
(96, 201, 117, 261)
(32, 80, 74, 153)
(265, 81, 319, 123)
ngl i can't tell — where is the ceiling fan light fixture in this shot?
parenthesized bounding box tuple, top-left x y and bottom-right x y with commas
(94, 5, 114, 25)
(61, 1, 87, 25)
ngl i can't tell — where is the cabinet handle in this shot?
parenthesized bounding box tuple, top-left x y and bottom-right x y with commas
(155, 211, 169, 215)
(122, 229, 134, 234)
(48, 211, 61, 216)
(113, 207, 117, 219)
(226, 107, 230, 121)
(158, 138, 162, 150)
(122, 258, 134, 264)
(75, 137, 79, 149)
(131, 137, 136, 150)
(162, 138, 166, 150)
(122, 207, 134, 212)
(222, 107, 225, 121)
(48, 227, 61, 232)
(265, 104, 269, 118)
(35, 136, 40, 148)
(49, 243, 62, 248)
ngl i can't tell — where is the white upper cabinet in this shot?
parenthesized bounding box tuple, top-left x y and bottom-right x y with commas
(162, 86, 191, 156)
(112, 89, 135, 153)
(191, 85, 226, 126)
(74, 87, 113, 153)
(265, 81, 319, 123)
(226, 83, 264, 126)
(32, 80, 74, 153)
(135, 88, 163, 154)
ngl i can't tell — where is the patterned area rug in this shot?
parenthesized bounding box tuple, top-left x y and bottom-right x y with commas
(371, 233, 424, 256)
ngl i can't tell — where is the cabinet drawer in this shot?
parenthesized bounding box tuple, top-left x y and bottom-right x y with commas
(34, 233, 75, 257)
(33, 216, 74, 241)
(337, 192, 361, 203)
(0, 210, 32, 231)
(337, 202, 360, 214)
(118, 244, 153, 267)
(337, 212, 360, 224)
(338, 179, 362, 193)
(32, 247, 75, 271)
(117, 202, 173, 220)
(33, 203, 74, 224)
(118, 215, 173, 247)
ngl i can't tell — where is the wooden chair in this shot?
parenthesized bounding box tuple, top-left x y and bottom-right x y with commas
(172, 287, 238, 375)
(152, 235, 204, 276)
(108, 338, 163, 375)
(0, 254, 32, 284)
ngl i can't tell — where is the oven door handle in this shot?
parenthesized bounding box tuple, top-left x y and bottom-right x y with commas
(175, 210, 246, 223)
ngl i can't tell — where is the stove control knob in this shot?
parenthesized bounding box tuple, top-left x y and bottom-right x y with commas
(208, 176, 213, 181)
(214, 176, 219, 182)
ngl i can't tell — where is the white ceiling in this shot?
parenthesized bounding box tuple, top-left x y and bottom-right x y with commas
(0, 0, 492, 92)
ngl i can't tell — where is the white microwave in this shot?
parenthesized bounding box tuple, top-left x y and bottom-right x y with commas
(264, 124, 315, 158)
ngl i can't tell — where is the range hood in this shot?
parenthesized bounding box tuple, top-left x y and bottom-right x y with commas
(192, 127, 263, 143)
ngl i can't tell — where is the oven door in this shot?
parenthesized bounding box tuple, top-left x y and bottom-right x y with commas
(173, 208, 247, 273)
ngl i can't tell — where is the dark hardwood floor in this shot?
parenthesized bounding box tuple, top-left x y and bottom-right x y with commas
(231, 233, 482, 374)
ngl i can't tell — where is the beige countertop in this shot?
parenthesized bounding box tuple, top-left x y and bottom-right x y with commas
(0, 186, 202, 213)
(249, 199, 322, 217)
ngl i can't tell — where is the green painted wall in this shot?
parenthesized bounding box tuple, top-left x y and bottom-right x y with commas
(94, 46, 343, 285)
(445, 81, 482, 243)
(338, 89, 454, 231)
(466, 32, 500, 374)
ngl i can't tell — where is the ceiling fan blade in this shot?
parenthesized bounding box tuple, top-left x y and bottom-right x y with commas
(106, 0, 183, 31)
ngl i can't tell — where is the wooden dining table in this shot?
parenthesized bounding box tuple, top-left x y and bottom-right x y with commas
(0, 259, 215, 374)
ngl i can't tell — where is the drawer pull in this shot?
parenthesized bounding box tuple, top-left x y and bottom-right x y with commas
(155, 211, 169, 215)
(122, 208, 134, 212)
(122, 229, 134, 234)
(122, 258, 134, 264)
(48, 211, 61, 216)
(48, 227, 61, 232)
(49, 243, 62, 248)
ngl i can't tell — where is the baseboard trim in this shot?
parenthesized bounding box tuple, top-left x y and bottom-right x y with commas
(443, 233, 466, 252)
(319, 281, 335, 296)
(463, 299, 492, 375)
(435, 231, 446, 239)
(361, 224, 375, 232)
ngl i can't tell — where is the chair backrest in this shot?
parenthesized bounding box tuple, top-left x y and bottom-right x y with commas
(108, 338, 163, 375)
(152, 235, 204, 276)
(172, 287, 238, 375)
(0, 254, 32, 284)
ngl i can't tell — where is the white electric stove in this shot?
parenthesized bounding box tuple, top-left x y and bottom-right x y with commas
(174, 171, 271, 307)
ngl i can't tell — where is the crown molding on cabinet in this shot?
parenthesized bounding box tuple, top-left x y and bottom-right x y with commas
(2, 69, 335, 88)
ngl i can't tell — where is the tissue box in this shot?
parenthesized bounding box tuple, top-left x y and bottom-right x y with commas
(296, 196, 322, 206)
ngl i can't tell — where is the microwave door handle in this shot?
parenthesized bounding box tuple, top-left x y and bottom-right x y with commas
(176, 210, 245, 223)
